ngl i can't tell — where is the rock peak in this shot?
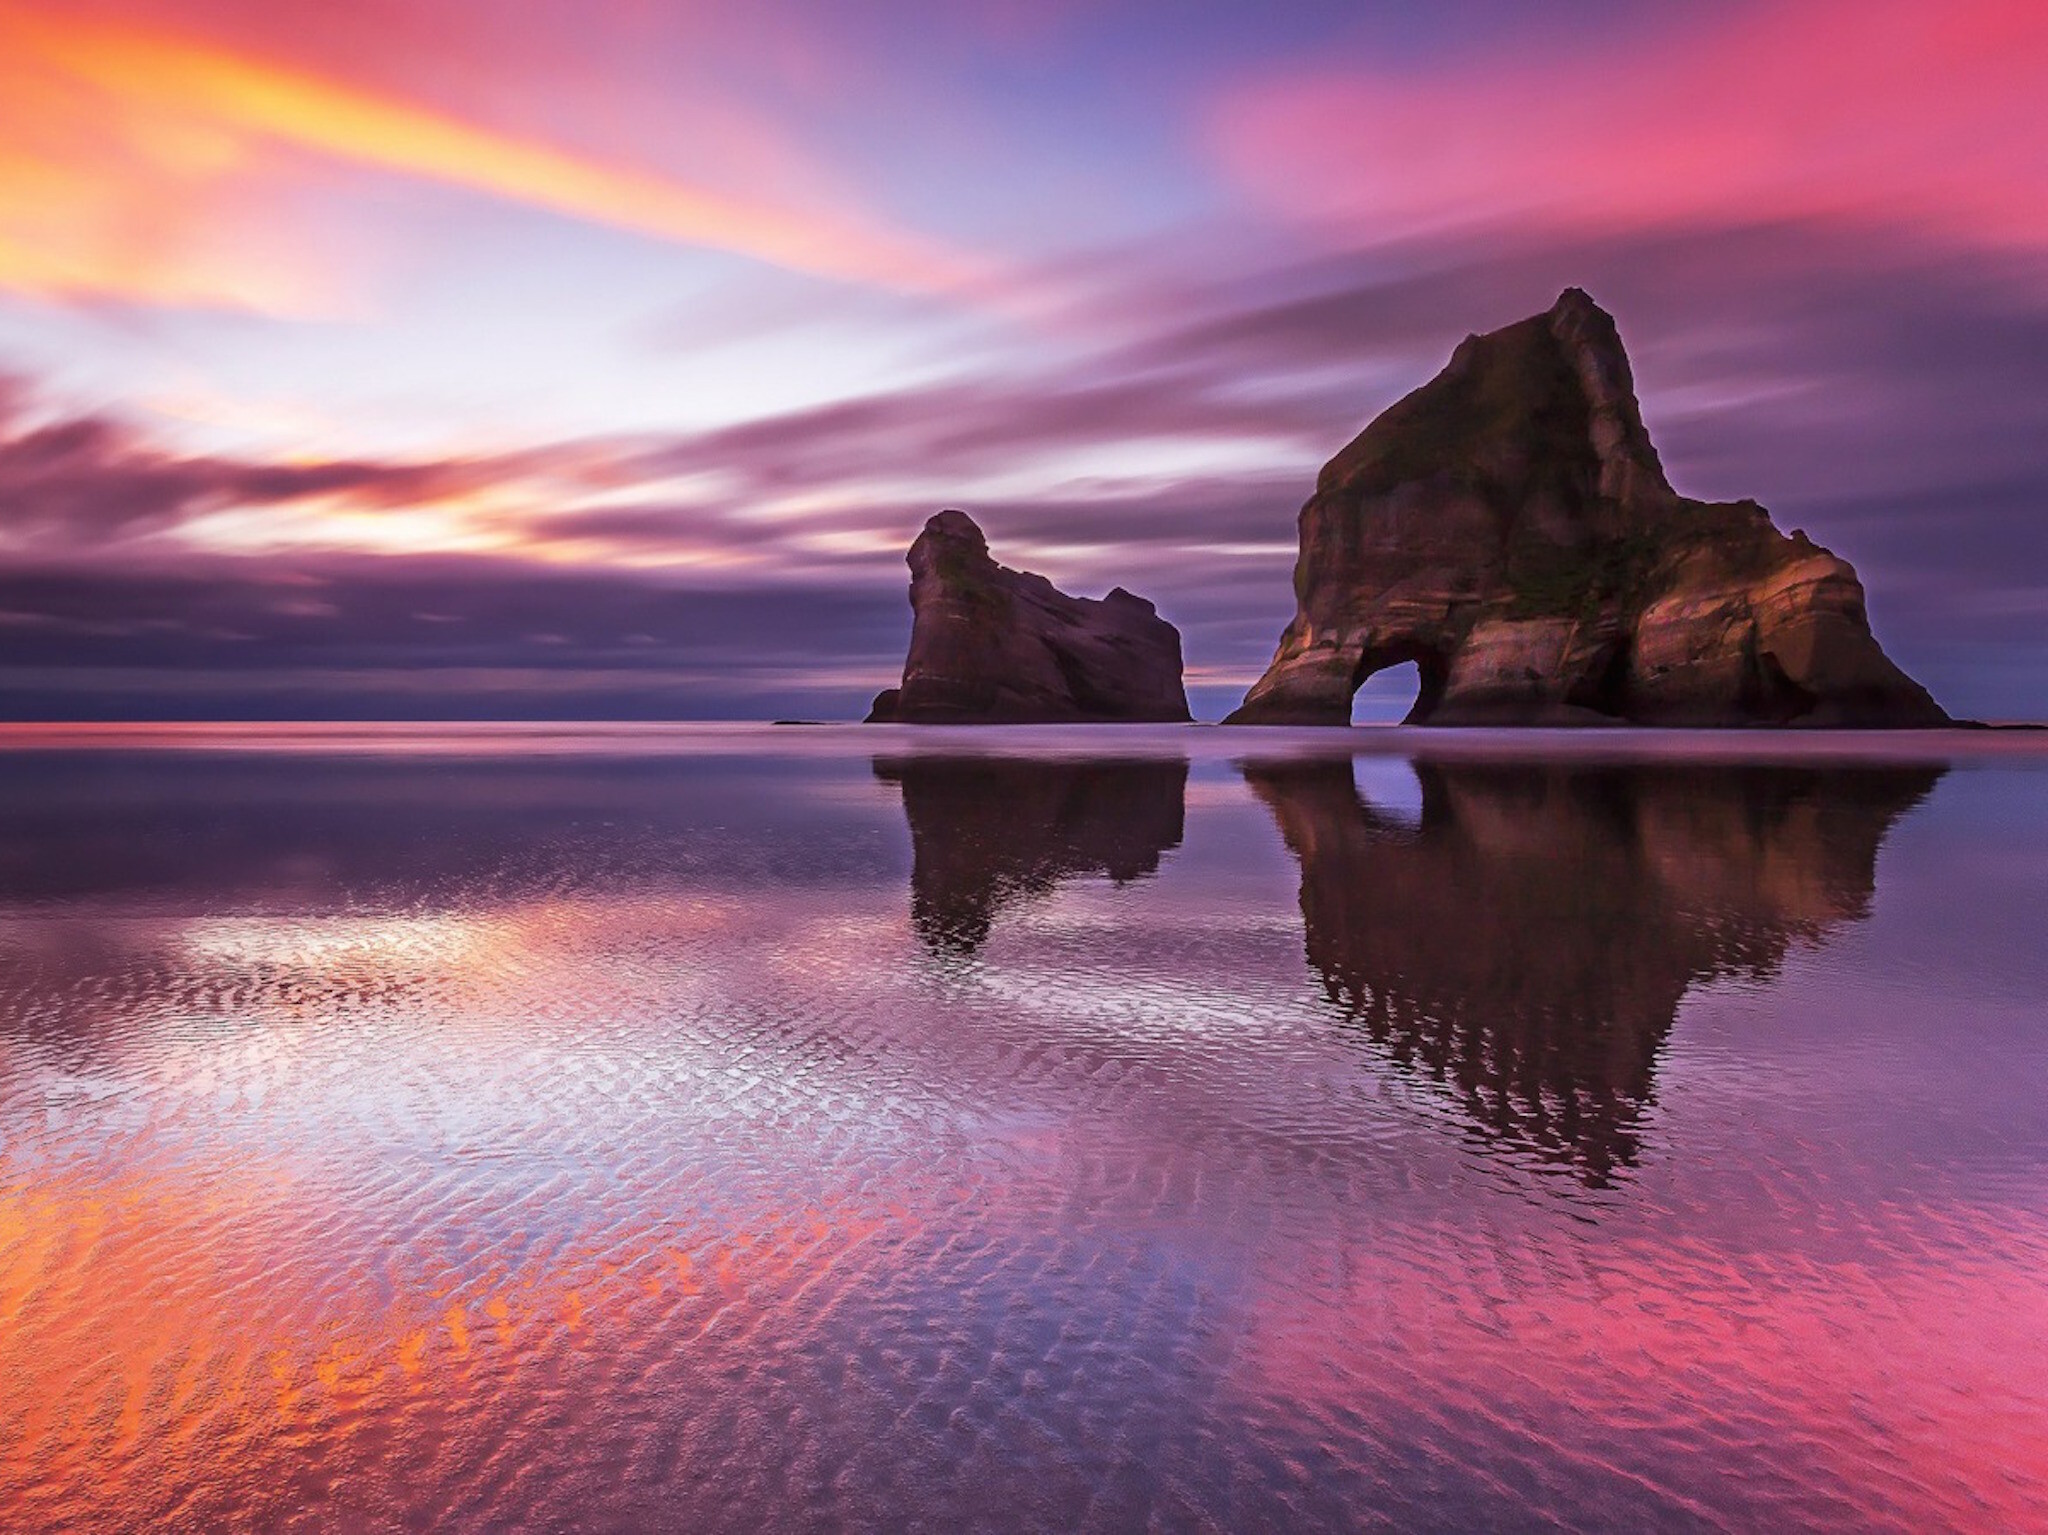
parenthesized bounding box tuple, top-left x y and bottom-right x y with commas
(1319, 287, 1670, 510)
(1228, 295, 1947, 728)
(1547, 285, 1604, 321)
(921, 508, 986, 547)
(1542, 286, 1630, 380)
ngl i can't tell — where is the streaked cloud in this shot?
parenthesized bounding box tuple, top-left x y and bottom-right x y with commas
(0, 0, 989, 311)
(0, 557, 912, 720)
(0, 352, 1342, 573)
(1209, 0, 2048, 254)
(0, 376, 591, 550)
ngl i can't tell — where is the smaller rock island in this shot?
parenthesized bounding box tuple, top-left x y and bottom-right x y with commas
(867, 510, 1191, 724)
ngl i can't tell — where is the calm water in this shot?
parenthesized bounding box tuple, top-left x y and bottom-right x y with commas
(3, 724, 2045, 1533)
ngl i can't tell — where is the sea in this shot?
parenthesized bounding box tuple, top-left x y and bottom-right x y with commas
(2, 722, 2044, 1532)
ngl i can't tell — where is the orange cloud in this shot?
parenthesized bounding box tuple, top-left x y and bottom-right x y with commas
(0, 1, 990, 313)
(1210, 0, 2048, 253)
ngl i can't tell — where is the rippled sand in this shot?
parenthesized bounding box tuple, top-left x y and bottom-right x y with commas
(2, 726, 2045, 1532)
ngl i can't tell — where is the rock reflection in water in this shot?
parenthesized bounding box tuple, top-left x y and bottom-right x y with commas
(1245, 758, 1943, 1183)
(874, 756, 1188, 955)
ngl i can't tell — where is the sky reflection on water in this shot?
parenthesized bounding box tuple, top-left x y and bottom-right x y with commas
(1, 727, 2044, 1532)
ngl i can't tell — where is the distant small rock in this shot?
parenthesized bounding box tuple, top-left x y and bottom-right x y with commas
(1226, 289, 1948, 727)
(867, 510, 1191, 724)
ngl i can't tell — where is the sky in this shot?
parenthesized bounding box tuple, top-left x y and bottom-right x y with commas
(0, 0, 2043, 722)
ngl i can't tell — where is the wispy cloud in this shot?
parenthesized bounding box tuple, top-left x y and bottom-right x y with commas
(0, 377, 586, 550)
(0, 556, 911, 719)
(0, 0, 991, 312)
(0, 351, 1338, 573)
(1208, 0, 2048, 253)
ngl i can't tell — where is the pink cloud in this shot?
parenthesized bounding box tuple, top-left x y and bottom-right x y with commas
(1208, 0, 2048, 252)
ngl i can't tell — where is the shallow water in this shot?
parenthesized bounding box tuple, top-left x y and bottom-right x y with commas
(2, 724, 2045, 1533)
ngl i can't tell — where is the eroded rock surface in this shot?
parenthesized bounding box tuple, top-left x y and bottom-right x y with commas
(1227, 289, 1948, 726)
(868, 510, 1191, 723)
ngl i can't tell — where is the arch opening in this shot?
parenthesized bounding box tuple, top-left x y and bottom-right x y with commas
(1349, 647, 1449, 725)
(1351, 661, 1419, 725)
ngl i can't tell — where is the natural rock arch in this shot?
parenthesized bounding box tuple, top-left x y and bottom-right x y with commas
(1226, 289, 1947, 728)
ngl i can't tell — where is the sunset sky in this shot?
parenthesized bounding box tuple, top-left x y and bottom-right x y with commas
(2, 0, 2043, 720)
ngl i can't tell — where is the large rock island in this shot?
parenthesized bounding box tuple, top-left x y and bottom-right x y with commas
(868, 510, 1191, 723)
(1227, 289, 1948, 726)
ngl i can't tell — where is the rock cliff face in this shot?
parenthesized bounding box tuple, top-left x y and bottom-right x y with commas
(867, 510, 1191, 723)
(1226, 289, 1948, 727)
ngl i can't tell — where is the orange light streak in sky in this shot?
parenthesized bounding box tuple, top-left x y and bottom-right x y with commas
(0, 2, 989, 311)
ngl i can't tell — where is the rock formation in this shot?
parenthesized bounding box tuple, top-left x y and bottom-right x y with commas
(867, 510, 1191, 724)
(1227, 289, 1948, 726)
(1245, 756, 1942, 1182)
(873, 756, 1187, 954)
